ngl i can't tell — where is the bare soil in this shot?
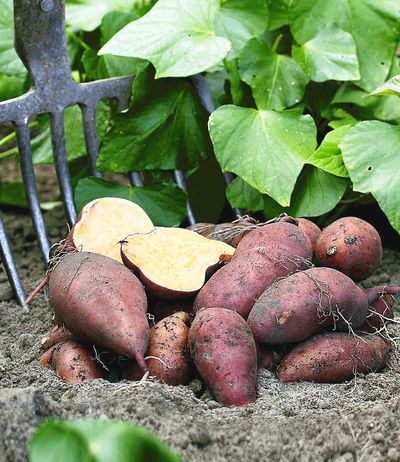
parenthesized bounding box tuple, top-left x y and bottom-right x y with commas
(0, 209, 400, 462)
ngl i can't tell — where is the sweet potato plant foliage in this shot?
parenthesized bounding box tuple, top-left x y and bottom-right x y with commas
(1, 0, 400, 231)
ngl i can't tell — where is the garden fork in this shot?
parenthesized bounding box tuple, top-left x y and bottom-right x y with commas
(0, 0, 240, 310)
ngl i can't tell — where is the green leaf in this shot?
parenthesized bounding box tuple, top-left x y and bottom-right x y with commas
(82, 12, 147, 80)
(209, 105, 317, 207)
(267, 0, 290, 30)
(289, 0, 400, 91)
(29, 419, 180, 462)
(0, 73, 26, 101)
(65, 0, 132, 32)
(226, 177, 263, 211)
(0, 180, 27, 208)
(340, 121, 400, 233)
(292, 25, 359, 83)
(0, 0, 25, 75)
(98, 68, 211, 172)
(370, 74, 400, 97)
(32, 104, 110, 164)
(328, 108, 359, 130)
(215, 0, 269, 57)
(308, 125, 351, 178)
(239, 38, 309, 110)
(75, 177, 188, 226)
(264, 165, 349, 218)
(99, 0, 231, 78)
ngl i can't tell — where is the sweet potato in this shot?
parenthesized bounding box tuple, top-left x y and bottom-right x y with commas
(149, 299, 193, 323)
(247, 267, 369, 344)
(359, 286, 399, 333)
(48, 252, 149, 371)
(257, 344, 286, 370)
(277, 332, 390, 383)
(41, 325, 74, 350)
(316, 217, 382, 281)
(67, 197, 154, 263)
(189, 308, 257, 406)
(297, 218, 321, 251)
(194, 222, 312, 318)
(40, 340, 104, 383)
(121, 227, 235, 299)
(125, 312, 191, 385)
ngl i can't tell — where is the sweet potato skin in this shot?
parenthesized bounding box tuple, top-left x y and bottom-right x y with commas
(45, 340, 104, 383)
(41, 325, 74, 351)
(189, 308, 257, 406)
(316, 217, 382, 281)
(247, 267, 369, 344)
(297, 218, 321, 251)
(48, 252, 149, 371)
(142, 312, 191, 385)
(359, 287, 397, 333)
(277, 333, 390, 383)
(194, 223, 312, 318)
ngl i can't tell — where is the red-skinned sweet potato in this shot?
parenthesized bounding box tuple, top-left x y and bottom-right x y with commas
(277, 332, 390, 383)
(48, 252, 149, 371)
(40, 340, 104, 383)
(194, 222, 312, 318)
(359, 286, 399, 333)
(124, 312, 191, 385)
(316, 217, 382, 281)
(257, 344, 286, 370)
(247, 267, 369, 344)
(189, 308, 257, 406)
(41, 325, 74, 350)
(297, 218, 321, 251)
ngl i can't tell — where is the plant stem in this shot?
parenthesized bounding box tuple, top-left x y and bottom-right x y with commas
(66, 29, 91, 51)
(0, 121, 39, 150)
(271, 34, 283, 53)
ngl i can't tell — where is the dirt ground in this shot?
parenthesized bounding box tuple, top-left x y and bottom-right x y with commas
(0, 208, 400, 462)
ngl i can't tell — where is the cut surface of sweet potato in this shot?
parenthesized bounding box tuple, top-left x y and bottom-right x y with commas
(69, 197, 154, 263)
(121, 227, 235, 299)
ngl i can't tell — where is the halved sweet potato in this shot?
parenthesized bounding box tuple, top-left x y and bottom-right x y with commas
(67, 197, 154, 263)
(121, 228, 235, 299)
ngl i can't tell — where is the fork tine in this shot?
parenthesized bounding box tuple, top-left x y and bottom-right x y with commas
(81, 103, 102, 178)
(15, 123, 50, 262)
(173, 170, 196, 225)
(49, 111, 77, 227)
(0, 212, 28, 310)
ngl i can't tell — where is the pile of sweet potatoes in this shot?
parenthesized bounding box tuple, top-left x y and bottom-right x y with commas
(36, 198, 398, 406)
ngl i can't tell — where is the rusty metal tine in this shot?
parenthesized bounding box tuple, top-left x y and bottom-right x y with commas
(0, 213, 27, 310)
(191, 75, 243, 220)
(15, 123, 50, 262)
(49, 111, 77, 227)
(173, 170, 196, 225)
(129, 172, 143, 187)
(81, 104, 102, 178)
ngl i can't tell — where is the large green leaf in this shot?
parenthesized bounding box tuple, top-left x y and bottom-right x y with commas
(289, 0, 400, 91)
(267, 0, 290, 30)
(99, 0, 231, 78)
(209, 105, 317, 206)
(0, 0, 25, 75)
(97, 68, 211, 172)
(75, 177, 187, 227)
(215, 0, 269, 57)
(292, 25, 359, 83)
(82, 12, 147, 80)
(0, 73, 26, 101)
(29, 419, 180, 462)
(340, 121, 400, 233)
(264, 165, 349, 218)
(226, 177, 263, 212)
(65, 0, 132, 32)
(307, 125, 351, 177)
(370, 74, 400, 97)
(239, 38, 309, 110)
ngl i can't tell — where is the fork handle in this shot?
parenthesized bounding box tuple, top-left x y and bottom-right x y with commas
(14, 0, 72, 87)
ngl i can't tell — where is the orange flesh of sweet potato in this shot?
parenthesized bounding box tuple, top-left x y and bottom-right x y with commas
(189, 308, 257, 407)
(121, 227, 235, 299)
(68, 197, 154, 263)
(316, 217, 382, 281)
(277, 332, 390, 383)
(48, 252, 149, 371)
